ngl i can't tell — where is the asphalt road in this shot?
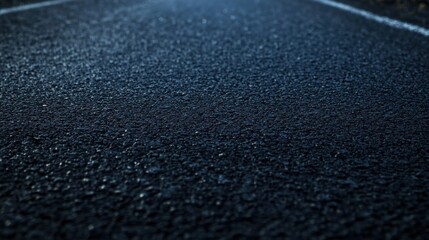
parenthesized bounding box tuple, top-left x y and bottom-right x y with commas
(1, 0, 429, 239)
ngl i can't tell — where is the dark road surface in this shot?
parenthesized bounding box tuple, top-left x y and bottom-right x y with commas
(1, 0, 429, 239)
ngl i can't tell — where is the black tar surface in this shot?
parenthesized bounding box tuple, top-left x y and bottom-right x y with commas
(1, 0, 429, 239)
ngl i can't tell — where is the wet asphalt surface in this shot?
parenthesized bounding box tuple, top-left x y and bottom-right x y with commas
(1, 0, 429, 239)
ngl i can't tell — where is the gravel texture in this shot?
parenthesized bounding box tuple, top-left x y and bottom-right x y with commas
(1, 0, 429, 239)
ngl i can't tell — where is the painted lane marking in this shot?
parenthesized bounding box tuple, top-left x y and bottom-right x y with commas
(313, 0, 429, 37)
(0, 0, 72, 16)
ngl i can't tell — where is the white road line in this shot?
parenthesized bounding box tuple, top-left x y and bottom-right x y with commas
(313, 0, 429, 37)
(0, 0, 72, 16)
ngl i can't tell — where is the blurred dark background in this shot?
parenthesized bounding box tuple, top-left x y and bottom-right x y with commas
(0, 0, 39, 8)
(2, 0, 428, 26)
(341, 0, 429, 26)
